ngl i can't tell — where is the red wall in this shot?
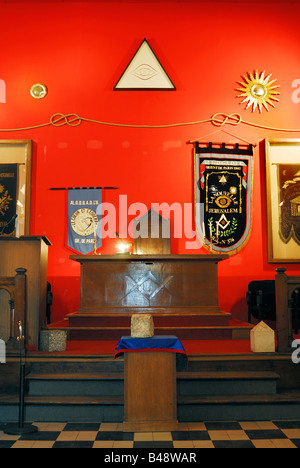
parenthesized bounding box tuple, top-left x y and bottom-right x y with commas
(0, 0, 300, 323)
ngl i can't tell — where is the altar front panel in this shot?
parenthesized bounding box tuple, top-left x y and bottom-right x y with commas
(70, 254, 228, 314)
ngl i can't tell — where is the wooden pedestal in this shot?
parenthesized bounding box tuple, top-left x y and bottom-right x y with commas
(123, 352, 178, 432)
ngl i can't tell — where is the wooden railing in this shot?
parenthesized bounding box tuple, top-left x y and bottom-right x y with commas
(275, 268, 300, 353)
(0, 268, 27, 352)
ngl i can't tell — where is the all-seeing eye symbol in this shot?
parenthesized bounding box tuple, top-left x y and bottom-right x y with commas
(131, 64, 158, 81)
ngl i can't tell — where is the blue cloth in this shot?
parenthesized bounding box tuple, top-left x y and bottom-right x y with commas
(115, 335, 186, 358)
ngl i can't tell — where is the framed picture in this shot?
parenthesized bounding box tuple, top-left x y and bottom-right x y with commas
(0, 140, 32, 236)
(114, 39, 175, 91)
(265, 139, 300, 263)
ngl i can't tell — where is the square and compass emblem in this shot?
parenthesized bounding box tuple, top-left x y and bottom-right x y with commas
(122, 272, 174, 306)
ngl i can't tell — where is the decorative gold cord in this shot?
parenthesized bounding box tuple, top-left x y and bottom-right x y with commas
(211, 113, 300, 133)
(0, 112, 300, 133)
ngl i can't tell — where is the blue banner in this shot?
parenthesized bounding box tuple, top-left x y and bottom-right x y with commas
(67, 188, 102, 254)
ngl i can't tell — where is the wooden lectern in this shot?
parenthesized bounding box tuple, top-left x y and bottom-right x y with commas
(116, 335, 186, 432)
(0, 236, 51, 347)
(123, 351, 178, 432)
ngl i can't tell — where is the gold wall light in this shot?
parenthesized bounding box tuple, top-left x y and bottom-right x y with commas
(236, 70, 280, 113)
(30, 83, 48, 99)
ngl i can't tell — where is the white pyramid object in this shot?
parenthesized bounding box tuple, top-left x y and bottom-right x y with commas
(114, 39, 175, 90)
(250, 321, 275, 353)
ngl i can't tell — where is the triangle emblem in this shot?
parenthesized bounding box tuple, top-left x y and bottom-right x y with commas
(114, 39, 175, 90)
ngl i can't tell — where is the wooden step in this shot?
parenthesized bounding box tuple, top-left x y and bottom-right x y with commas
(26, 369, 279, 398)
(1, 352, 300, 422)
(26, 372, 124, 396)
(2, 390, 300, 423)
(177, 371, 279, 396)
(27, 373, 123, 380)
(66, 311, 232, 328)
(50, 312, 252, 341)
(66, 323, 251, 341)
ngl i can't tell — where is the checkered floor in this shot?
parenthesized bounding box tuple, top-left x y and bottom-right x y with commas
(1, 421, 300, 448)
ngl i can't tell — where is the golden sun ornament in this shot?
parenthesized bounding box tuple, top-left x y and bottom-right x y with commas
(236, 70, 280, 114)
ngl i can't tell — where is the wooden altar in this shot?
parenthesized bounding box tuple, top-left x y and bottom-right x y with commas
(70, 254, 228, 315)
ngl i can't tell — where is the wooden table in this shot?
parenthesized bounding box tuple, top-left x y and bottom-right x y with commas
(70, 254, 228, 315)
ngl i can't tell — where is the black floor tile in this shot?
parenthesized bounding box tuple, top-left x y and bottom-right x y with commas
(205, 422, 242, 430)
(171, 431, 193, 440)
(244, 430, 287, 440)
(275, 421, 300, 429)
(0, 441, 16, 448)
(172, 430, 210, 441)
(63, 423, 101, 431)
(134, 441, 174, 448)
(19, 431, 61, 441)
(213, 440, 255, 449)
(95, 431, 134, 441)
(52, 441, 94, 448)
(291, 439, 300, 448)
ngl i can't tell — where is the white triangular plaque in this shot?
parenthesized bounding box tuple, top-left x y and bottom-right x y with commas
(114, 39, 175, 90)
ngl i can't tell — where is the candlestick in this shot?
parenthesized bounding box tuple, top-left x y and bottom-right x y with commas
(93, 218, 98, 255)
